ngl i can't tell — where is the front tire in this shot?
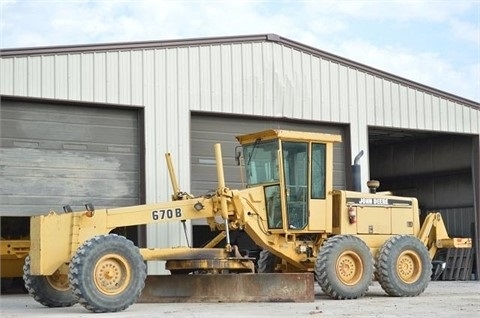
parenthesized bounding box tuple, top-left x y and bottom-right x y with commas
(315, 235, 373, 299)
(257, 249, 279, 273)
(23, 255, 77, 307)
(68, 234, 146, 313)
(375, 235, 431, 297)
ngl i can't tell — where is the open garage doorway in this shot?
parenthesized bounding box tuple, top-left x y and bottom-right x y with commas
(368, 126, 478, 280)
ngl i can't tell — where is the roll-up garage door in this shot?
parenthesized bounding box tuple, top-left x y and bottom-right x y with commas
(0, 99, 142, 219)
(190, 113, 347, 198)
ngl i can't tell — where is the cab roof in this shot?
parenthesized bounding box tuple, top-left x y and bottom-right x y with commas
(236, 129, 342, 145)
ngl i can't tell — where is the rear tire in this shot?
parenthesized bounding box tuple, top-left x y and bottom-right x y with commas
(23, 255, 76, 307)
(375, 235, 431, 297)
(68, 234, 146, 313)
(315, 235, 373, 299)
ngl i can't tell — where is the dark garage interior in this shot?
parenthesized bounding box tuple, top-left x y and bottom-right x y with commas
(369, 127, 478, 280)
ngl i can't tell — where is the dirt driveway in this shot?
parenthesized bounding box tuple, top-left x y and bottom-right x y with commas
(1, 281, 479, 318)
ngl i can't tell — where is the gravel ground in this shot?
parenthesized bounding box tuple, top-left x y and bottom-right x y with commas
(1, 281, 479, 318)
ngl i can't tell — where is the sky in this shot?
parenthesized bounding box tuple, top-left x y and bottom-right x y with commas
(0, 0, 479, 103)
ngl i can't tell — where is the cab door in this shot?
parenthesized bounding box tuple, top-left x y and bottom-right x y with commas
(308, 143, 331, 232)
(282, 141, 308, 230)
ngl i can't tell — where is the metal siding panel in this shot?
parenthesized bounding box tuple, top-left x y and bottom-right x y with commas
(424, 93, 433, 130)
(291, 49, 303, 119)
(272, 44, 284, 116)
(165, 46, 182, 208)
(471, 108, 479, 134)
(365, 74, 375, 125)
(351, 72, 371, 191)
(54, 55, 68, 99)
(199, 46, 211, 111)
(282, 46, 294, 118)
(143, 50, 155, 110)
(178, 47, 189, 112)
(119, 51, 131, 104)
(230, 44, 243, 113)
(188, 46, 200, 110)
(154, 48, 166, 123)
(382, 80, 392, 127)
(455, 103, 465, 133)
(356, 72, 368, 140)
(263, 43, 274, 116)
(462, 104, 471, 133)
(94, 52, 107, 102)
(408, 89, 417, 129)
(320, 59, 331, 120)
(41, 55, 55, 98)
(338, 65, 349, 123)
(210, 45, 222, 112)
(242, 43, 254, 114)
(13, 57, 27, 95)
(252, 43, 264, 115)
(390, 82, 401, 127)
(311, 57, 321, 119)
(166, 48, 178, 116)
(131, 50, 143, 105)
(447, 100, 457, 131)
(221, 45, 233, 113)
(373, 77, 384, 126)
(147, 47, 191, 273)
(27, 56, 42, 97)
(0, 58, 14, 95)
(154, 49, 167, 174)
(439, 98, 449, 130)
(142, 50, 155, 211)
(347, 68, 358, 129)
(68, 54, 81, 100)
(329, 62, 340, 122)
(347, 69, 363, 176)
(142, 57, 156, 209)
(416, 91, 425, 129)
(399, 85, 409, 127)
(431, 96, 441, 130)
(81, 53, 94, 101)
(106, 51, 119, 104)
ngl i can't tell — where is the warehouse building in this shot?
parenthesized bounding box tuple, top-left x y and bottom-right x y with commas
(1, 34, 478, 278)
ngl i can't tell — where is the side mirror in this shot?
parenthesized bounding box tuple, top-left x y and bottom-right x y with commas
(235, 146, 242, 166)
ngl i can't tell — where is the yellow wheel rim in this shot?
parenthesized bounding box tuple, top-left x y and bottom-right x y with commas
(336, 251, 364, 285)
(46, 270, 70, 292)
(94, 253, 131, 296)
(397, 250, 422, 283)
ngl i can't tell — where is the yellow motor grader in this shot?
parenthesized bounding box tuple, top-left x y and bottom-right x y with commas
(23, 129, 471, 312)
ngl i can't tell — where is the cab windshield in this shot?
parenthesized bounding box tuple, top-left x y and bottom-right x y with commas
(242, 139, 279, 186)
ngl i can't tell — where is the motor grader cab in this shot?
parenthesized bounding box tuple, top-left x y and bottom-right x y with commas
(23, 129, 471, 313)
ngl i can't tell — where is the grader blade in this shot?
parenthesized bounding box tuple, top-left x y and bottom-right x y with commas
(139, 273, 314, 303)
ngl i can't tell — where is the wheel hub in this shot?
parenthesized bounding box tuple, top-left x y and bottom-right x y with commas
(397, 250, 422, 283)
(94, 254, 131, 295)
(336, 251, 363, 285)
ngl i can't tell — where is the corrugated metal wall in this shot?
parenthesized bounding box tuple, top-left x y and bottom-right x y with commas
(1, 38, 479, 273)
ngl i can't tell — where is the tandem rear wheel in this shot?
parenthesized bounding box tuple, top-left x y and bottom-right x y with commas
(375, 235, 432, 297)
